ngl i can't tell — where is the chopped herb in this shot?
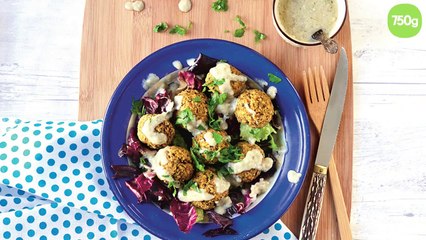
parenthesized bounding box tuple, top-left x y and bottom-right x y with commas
(139, 157, 146, 165)
(217, 166, 234, 178)
(234, 28, 245, 38)
(193, 96, 202, 102)
(203, 149, 220, 162)
(235, 16, 246, 28)
(254, 30, 267, 43)
(169, 22, 192, 36)
(167, 180, 177, 196)
(218, 145, 242, 163)
(162, 174, 170, 178)
(269, 135, 279, 151)
(212, 0, 228, 12)
(212, 132, 223, 144)
(176, 108, 195, 127)
(203, 78, 225, 92)
(190, 141, 206, 172)
(207, 91, 227, 130)
(218, 59, 228, 63)
(197, 125, 207, 131)
(153, 22, 168, 32)
(268, 73, 282, 83)
(131, 98, 146, 116)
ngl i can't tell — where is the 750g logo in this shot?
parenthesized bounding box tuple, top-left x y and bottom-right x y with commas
(388, 4, 422, 38)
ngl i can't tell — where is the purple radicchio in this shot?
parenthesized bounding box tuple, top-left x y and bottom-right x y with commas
(206, 211, 233, 229)
(118, 128, 153, 166)
(178, 71, 202, 91)
(125, 172, 155, 203)
(226, 189, 252, 216)
(111, 165, 141, 179)
(170, 199, 198, 233)
(203, 227, 238, 238)
(141, 88, 172, 114)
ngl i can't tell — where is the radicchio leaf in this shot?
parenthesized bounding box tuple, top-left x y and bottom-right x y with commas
(226, 189, 252, 216)
(149, 178, 173, 205)
(203, 227, 238, 238)
(111, 165, 141, 179)
(125, 172, 155, 203)
(141, 96, 159, 114)
(170, 199, 198, 233)
(206, 211, 232, 229)
(178, 71, 202, 91)
(141, 89, 172, 114)
(118, 128, 153, 166)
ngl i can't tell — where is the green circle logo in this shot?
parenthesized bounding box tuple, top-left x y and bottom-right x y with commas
(388, 4, 422, 38)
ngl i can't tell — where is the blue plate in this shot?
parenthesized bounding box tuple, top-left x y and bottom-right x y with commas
(102, 39, 310, 240)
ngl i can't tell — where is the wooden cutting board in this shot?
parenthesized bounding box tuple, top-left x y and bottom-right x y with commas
(79, 1, 353, 239)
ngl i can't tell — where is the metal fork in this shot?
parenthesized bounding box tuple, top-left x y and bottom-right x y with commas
(302, 66, 352, 240)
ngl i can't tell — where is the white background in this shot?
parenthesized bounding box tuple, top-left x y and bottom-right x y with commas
(0, 1, 425, 239)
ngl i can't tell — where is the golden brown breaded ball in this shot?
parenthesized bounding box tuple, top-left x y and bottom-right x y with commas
(205, 65, 246, 97)
(235, 142, 264, 183)
(176, 90, 208, 122)
(193, 129, 230, 164)
(137, 114, 175, 149)
(235, 89, 274, 128)
(191, 169, 229, 210)
(163, 146, 194, 183)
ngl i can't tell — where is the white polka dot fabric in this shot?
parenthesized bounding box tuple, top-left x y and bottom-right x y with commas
(0, 118, 296, 240)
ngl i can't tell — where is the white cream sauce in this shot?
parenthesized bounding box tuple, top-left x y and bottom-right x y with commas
(214, 176, 231, 194)
(276, 0, 338, 42)
(244, 103, 256, 116)
(287, 170, 302, 183)
(266, 86, 277, 99)
(186, 58, 196, 67)
(141, 113, 168, 145)
(172, 60, 183, 70)
(214, 196, 233, 215)
(228, 150, 274, 174)
(186, 119, 207, 136)
(150, 147, 172, 182)
(173, 95, 183, 110)
(177, 189, 214, 202)
(216, 98, 238, 119)
(209, 63, 247, 96)
(132, 1, 145, 11)
(203, 131, 217, 147)
(142, 73, 160, 90)
(249, 178, 270, 201)
(178, 0, 192, 13)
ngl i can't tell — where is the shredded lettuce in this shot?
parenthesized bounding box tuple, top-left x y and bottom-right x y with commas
(240, 123, 276, 143)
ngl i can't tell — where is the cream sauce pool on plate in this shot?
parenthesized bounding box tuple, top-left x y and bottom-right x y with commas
(276, 0, 338, 43)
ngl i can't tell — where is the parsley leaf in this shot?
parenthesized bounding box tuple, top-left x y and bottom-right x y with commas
(254, 30, 267, 43)
(203, 78, 225, 92)
(207, 91, 227, 130)
(190, 141, 205, 172)
(131, 98, 146, 116)
(182, 180, 201, 196)
(167, 180, 177, 196)
(218, 145, 242, 163)
(176, 108, 195, 127)
(193, 96, 202, 102)
(217, 165, 234, 178)
(212, 0, 228, 12)
(153, 22, 168, 32)
(212, 132, 223, 144)
(169, 22, 192, 36)
(234, 28, 245, 38)
(196, 125, 207, 131)
(268, 73, 282, 83)
(235, 16, 246, 28)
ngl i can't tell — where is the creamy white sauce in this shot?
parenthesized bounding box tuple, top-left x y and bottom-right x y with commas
(142, 73, 160, 90)
(209, 63, 247, 96)
(132, 1, 145, 11)
(228, 150, 274, 174)
(214, 176, 231, 194)
(215, 97, 238, 119)
(249, 178, 270, 201)
(203, 131, 217, 147)
(150, 148, 171, 182)
(141, 113, 168, 145)
(124, 1, 133, 10)
(173, 95, 183, 110)
(186, 119, 207, 136)
(178, 0, 192, 13)
(244, 103, 256, 116)
(178, 189, 214, 202)
(186, 58, 196, 67)
(172, 60, 183, 70)
(266, 86, 277, 99)
(214, 196, 233, 215)
(255, 78, 269, 88)
(276, 0, 338, 42)
(287, 170, 302, 183)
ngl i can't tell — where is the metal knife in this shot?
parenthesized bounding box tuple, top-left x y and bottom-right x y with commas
(299, 48, 349, 240)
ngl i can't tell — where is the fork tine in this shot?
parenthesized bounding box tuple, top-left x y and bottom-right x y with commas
(314, 67, 324, 102)
(307, 67, 318, 102)
(302, 70, 312, 104)
(320, 66, 330, 99)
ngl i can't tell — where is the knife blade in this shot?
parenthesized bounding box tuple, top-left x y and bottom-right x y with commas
(299, 48, 348, 240)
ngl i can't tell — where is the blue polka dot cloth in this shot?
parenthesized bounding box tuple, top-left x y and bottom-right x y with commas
(0, 118, 297, 240)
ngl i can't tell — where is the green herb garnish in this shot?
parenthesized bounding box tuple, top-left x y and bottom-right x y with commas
(268, 73, 282, 83)
(153, 22, 168, 32)
(240, 123, 278, 150)
(167, 180, 178, 196)
(254, 30, 267, 43)
(176, 108, 195, 127)
(218, 145, 242, 163)
(234, 28, 245, 38)
(217, 165, 234, 178)
(190, 141, 205, 172)
(212, 132, 223, 144)
(207, 91, 227, 130)
(131, 98, 146, 117)
(212, 0, 228, 12)
(235, 16, 246, 28)
(182, 180, 201, 196)
(202, 78, 225, 92)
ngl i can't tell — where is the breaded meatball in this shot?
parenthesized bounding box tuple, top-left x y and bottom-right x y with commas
(205, 65, 246, 97)
(137, 114, 175, 149)
(235, 142, 264, 183)
(162, 146, 194, 183)
(235, 89, 274, 128)
(176, 89, 208, 122)
(191, 169, 230, 210)
(193, 129, 230, 164)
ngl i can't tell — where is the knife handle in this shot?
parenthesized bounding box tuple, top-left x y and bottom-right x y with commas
(299, 165, 327, 240)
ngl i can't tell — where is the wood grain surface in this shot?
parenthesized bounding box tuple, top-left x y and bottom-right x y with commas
(78, 1, 353, 239)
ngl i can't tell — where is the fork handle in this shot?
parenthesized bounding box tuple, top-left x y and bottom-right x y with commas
(299, 165, 327, 240)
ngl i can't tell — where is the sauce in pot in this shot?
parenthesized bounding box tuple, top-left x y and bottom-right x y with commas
(276, 0, 338, 43)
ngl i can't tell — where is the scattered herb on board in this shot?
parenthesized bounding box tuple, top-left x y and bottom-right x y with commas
(169, 21, 192, 36)
(268, 73, 282, 83)
(131, 98, 146, 116)
(235, 16, 246, 28)
(153, 22, 169, 32)
(234, 16, 247, 38)
(254, 30, 267, 43)
(212, 0, 228, 12)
